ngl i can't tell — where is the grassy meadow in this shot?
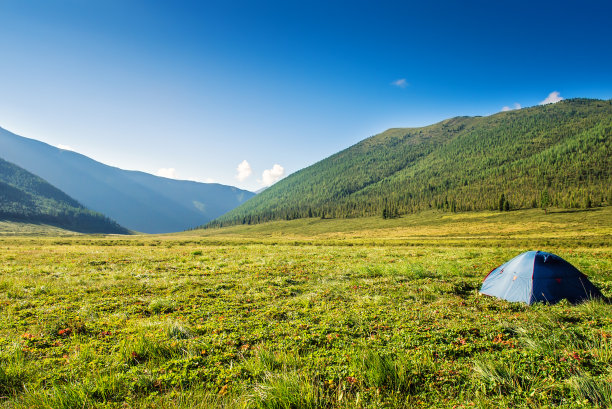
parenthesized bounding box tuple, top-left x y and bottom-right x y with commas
(0, 221, 75, 237)
(0, 208, 611, 408)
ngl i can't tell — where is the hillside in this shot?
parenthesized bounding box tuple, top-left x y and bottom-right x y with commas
(0, 128, 255, 233)
(0, 158, 129, 234)
(206, 98, 611, 228)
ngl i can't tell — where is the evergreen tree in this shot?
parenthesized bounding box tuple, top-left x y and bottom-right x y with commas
(540, 190, 551, 214)
(499, 193, 506, 211)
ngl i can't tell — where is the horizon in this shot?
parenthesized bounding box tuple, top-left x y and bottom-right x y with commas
(1, 0, 611, 191)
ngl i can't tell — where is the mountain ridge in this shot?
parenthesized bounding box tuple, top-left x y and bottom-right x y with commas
(205, 98, 611, 228)
(0, 127, 255, 233)
(0, 157, 129, 234)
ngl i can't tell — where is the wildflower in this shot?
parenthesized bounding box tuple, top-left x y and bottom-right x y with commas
(21, 333, 35, 340)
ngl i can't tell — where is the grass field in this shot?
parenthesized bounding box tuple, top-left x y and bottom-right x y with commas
(0, 208, 611, 408)
(0, 221, 77, 237)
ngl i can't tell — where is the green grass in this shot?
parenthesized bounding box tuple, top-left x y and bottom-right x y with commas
(195, 207, 610, 237)
(0, 220, 79, 236)
(0, 209, 610, 408)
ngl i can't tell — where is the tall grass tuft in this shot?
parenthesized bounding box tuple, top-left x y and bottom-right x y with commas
(473, 358, 528, 395)
(132, 386, 237, 408)
(355, 350, 433, 394)
(246, 371, 322, 409)
(149, 298, 175, 314)
(245, 349, 301, 376)
(121, 334, 184, 364)
(166, 321, 194, 340)
(14, 383, 94, 409)
(568, 374, 612, 407)
(0, 344, 27, 396)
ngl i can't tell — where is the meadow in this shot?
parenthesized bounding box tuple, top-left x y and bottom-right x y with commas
(0, 208, 611, 408)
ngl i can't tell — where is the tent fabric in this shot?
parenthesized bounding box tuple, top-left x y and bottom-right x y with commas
(480, 251, 603, 305)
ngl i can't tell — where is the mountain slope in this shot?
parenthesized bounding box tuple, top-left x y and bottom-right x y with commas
(0, 158, 129, 233)
(206, 98, 611, 227)
(0, 128, 255, 233)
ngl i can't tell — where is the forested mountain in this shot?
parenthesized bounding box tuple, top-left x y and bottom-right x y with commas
(0, 128, 255, 233)
(206, 98, 611, 227)
(0, 158, 129, 233)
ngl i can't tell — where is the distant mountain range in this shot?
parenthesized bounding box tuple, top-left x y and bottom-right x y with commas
(0, 158, 128, 233)
(206, 98, 611, 227)
(0, 127, 255, 233)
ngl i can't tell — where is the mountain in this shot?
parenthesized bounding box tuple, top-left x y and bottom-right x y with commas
(0, 128, 255, 233)
(0, 158, 129, 233)
(205, 98, 611, 227)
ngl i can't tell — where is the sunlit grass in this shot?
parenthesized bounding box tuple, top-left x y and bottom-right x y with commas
(0, 208, 610, 407)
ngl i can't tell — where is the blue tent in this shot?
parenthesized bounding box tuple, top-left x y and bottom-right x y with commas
(480, 251, 603, 305)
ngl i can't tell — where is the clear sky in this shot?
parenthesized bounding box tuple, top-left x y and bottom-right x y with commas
(1, 0, 611, 191)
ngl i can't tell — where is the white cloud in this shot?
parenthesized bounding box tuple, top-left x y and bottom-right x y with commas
(391, 78, 409, 88)
(204, 178, 215, 183)
(157, 168, 177, 179)
(235, 160, 252, 181)
(539, 91, 563, 105)
(501, 102, 521, 112)
(260, 164, 285, 187)
(57, 144, 75, 151)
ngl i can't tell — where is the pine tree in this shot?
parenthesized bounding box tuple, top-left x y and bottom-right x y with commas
(540, 190, 550, 214)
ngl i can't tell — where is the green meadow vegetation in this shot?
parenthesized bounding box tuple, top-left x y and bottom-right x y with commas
(0, 207, 611, 408)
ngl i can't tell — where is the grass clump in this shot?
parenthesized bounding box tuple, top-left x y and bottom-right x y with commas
(355, 350, 434, 395)
(149, 298, 175, 314)
(246, 371, 322, 409)
(0, 345, 27, 396)
(568, 373, 612, 408)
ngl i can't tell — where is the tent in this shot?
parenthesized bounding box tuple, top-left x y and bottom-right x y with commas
(480, 251, 603, 305)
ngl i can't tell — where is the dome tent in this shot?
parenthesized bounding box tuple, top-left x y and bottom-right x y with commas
(480, 251, 603, 305)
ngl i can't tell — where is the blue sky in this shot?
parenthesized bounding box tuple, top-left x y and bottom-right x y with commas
(1, 0, 611, 191)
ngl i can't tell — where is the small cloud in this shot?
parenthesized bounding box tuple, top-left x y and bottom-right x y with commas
(57, 144, 75, 151)
(236, 160, 252, 181)
(501, 102, 521, 112)
(391, 78, 409, 88)
(204, 177, 215, 183)
(260, 164, 285, 187)
(157, 168, 177, 179)
(539, 91, 563, 105)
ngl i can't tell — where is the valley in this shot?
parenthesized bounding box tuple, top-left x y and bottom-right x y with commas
(0, 208, 610, 408)
(1, 2, 610, 408)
